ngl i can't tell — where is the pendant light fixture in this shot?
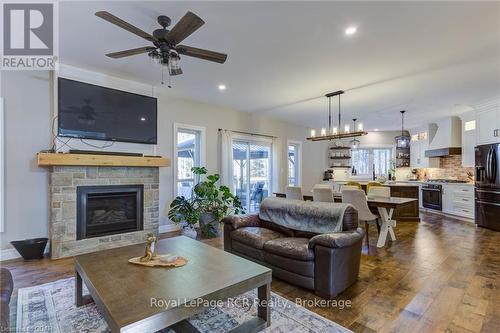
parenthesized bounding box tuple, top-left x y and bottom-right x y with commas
(307, 90, 367, 141)
(395, 110, 410, 147)
(350, 118, 361, 149)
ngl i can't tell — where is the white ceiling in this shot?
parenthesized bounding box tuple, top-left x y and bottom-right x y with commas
(59, 1, 500, 131)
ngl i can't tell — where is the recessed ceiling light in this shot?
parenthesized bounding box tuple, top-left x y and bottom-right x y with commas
(345, 26, 357, 36)
(218, 84, 226, 91)
(374, 128, 379, 132)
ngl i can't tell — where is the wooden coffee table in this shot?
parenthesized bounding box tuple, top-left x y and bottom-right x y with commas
(75, 236, 272, 333)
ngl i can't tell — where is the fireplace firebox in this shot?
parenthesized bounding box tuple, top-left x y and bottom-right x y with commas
(76, 185, 144, 240)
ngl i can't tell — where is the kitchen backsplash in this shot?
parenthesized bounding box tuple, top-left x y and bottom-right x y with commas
(416, 155, 474, 181)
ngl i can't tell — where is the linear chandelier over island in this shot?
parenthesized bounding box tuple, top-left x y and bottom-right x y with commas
(306, 90, 368, 142)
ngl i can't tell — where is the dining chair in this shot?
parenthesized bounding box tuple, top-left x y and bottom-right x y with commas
(285, 186, 303, 200)
(312, 187, 334, 203)
(341, 185, 361, 192)
(367, 186, 390, 198)
(346, 181, 362, 189)
(342, 189, 380, 248)
(366, 182, 383, 193)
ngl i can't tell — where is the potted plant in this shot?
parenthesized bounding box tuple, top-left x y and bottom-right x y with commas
(168, 167, 244, 238)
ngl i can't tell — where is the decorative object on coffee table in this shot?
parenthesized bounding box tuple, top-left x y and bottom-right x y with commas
(168, 166, 244, 238)
(139, 233, 158, 262)
(128, 254, 187, 267)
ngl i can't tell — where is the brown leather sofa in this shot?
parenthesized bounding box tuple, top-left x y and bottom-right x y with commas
(223, 206, 364, 299)
(0, 268, 13, 331)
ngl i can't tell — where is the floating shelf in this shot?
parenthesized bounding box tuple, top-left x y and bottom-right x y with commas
(329, 165, 352, 168)
(330, 156, 351, 159)
(37, 152, 171, 168)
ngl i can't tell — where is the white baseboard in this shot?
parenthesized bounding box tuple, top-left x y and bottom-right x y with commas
(159, 224, 180, 234)
(0, 248, 21, 261)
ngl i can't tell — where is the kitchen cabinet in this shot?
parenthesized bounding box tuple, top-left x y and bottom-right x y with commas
(390, 186, 420, 221)
(442, 184, 474, 219)
(476, 100, 500, 145)
(460, 111, 476, 167)
(409, 131, 439, 168)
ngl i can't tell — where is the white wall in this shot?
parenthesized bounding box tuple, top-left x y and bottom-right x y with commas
(0, 71, 52, 250)
(0, 69, 325, 250)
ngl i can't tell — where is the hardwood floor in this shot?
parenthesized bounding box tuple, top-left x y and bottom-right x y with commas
(2, 211, 500, 332)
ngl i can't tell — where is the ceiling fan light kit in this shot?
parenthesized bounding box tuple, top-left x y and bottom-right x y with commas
(307, 90, 368, 142)
(95, 10, 227, 84)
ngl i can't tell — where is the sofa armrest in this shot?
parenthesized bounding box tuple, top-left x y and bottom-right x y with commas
(308, 228, 365, 249)
(222, 214, 262, 230)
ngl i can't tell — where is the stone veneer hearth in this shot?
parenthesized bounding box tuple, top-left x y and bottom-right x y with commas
(49, 166, 159, 259)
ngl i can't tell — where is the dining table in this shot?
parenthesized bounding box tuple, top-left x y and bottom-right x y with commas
(273, 192, 417, 248)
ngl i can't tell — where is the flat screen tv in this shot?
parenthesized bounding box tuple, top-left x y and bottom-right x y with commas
(58, 77, 157, 144)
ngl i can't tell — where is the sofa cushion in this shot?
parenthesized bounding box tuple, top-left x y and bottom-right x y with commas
(231, 227, 284, 249)
(263, 237, 314, 261)
(264, 252, 315, 278)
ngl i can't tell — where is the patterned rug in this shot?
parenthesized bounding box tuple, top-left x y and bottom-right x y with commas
(15, 278, 351, 333)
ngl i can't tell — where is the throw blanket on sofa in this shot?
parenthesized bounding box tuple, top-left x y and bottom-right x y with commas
(259, 197, 352, 234)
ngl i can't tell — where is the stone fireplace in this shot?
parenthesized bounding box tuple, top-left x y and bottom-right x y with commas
(49, 166, 160, 259)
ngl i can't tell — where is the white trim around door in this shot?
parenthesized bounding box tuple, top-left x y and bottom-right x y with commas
(173, 123, 207, 197)
(287, 140, 302, 187)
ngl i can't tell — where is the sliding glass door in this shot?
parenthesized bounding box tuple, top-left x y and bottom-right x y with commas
(232, 140, 272, 213)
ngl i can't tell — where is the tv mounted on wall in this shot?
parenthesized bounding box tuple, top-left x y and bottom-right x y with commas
(58, 77, 158, 144)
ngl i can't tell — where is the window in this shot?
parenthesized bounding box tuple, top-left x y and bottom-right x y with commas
(174, 124, 206, 199)
(287, 141, 302, 186)
(351, 148, 392, 177)
(232, 138, 272, 213)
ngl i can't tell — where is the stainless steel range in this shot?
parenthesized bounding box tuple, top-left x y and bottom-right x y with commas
(422, 183, 442, 210)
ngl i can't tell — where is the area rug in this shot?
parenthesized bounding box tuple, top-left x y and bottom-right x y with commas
(15, 278, 351, 333)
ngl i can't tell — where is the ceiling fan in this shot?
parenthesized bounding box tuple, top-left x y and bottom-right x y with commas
(95, 11, 227, 77)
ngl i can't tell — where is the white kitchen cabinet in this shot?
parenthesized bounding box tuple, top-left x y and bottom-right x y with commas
(476, 99, 500, 145)
(442, 185, 454, 214)
(442, 184, 474, 219)
(460, 111, 476, 167)
(409, 131, 439, 168)
(410, 139, 420, 168)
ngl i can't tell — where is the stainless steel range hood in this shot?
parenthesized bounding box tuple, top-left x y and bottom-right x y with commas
(424, 117, 462, 157)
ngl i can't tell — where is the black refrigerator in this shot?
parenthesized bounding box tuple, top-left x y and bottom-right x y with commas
(475, 143, 500, 231)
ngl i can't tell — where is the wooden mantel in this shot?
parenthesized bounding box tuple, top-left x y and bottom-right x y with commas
(37, 152, 170, 168)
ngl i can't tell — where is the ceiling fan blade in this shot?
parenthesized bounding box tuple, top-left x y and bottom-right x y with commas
(106, 46, 156, 59)
(176, 45, 227, 64)
(95, 11, 156, 42)
(165, 11, 205, 45)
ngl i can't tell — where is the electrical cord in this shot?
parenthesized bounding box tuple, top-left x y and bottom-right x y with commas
(50, 115, 115, 151)
(79, 138, 115, 149)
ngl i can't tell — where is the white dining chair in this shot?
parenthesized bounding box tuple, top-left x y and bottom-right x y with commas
(285, 186, 303, 200)
(312, 187, 334, 203)
(341, 185, 361, 192)
(342, 189, 380, 248)
(367, 186, 391, 198)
